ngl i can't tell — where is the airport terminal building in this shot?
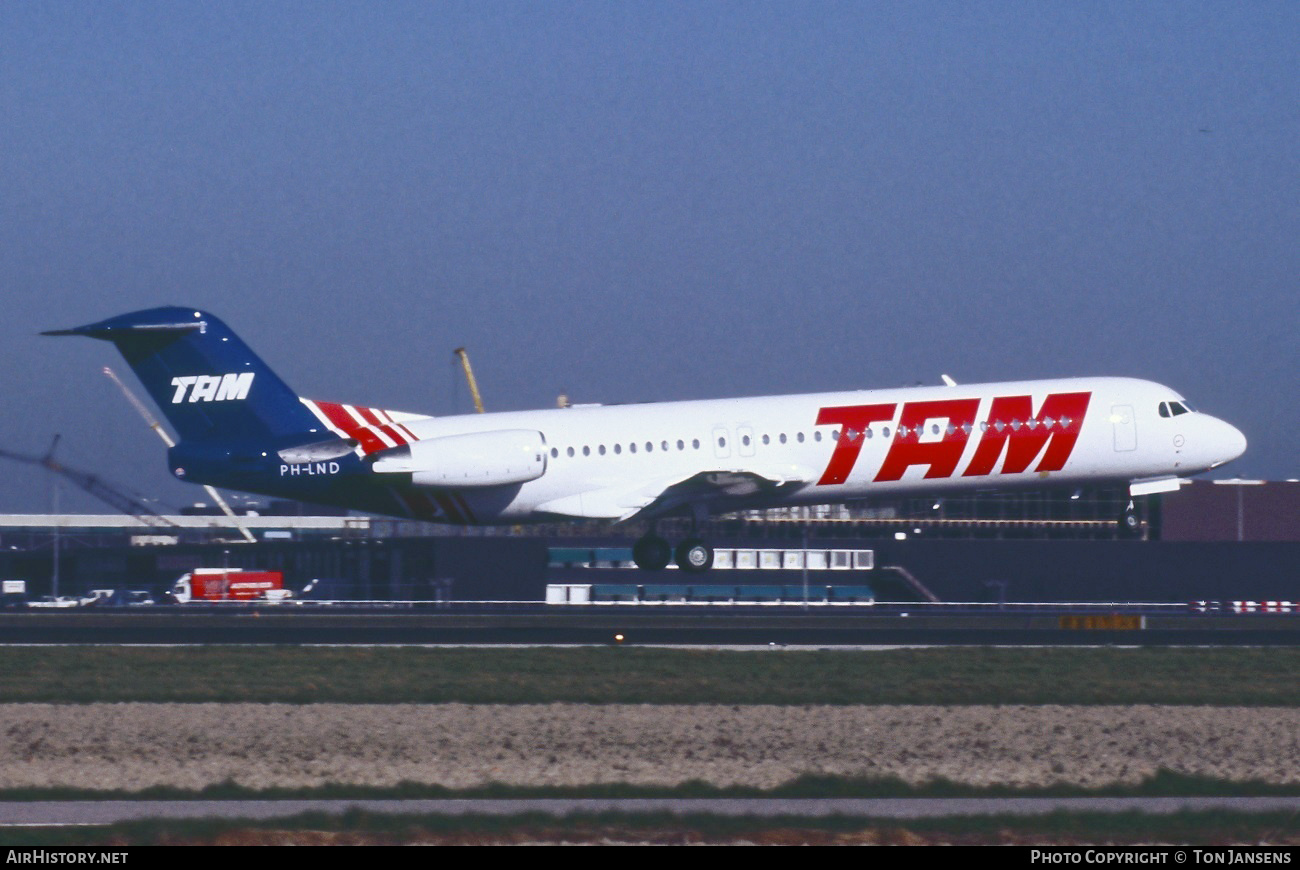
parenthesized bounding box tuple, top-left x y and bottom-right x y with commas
(1, 480, 1295, 605)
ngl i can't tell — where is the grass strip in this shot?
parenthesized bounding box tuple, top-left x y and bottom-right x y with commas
(1, 771, 1297, 802)
(1, 646, 1298, 705)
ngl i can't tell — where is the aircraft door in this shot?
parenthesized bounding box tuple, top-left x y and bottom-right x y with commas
(1111, 405, 1137, 452)
(712, 426, 732, 459)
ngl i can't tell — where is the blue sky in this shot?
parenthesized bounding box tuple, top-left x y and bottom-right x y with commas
(1, 1, 1295, 513)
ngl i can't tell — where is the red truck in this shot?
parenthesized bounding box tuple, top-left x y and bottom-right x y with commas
(170, 569, 288, 603)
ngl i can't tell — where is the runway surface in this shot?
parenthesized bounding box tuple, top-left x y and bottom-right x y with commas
(1, 607, 1298, 645)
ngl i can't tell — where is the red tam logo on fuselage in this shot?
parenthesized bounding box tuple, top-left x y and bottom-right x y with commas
(814, 391, 1091, 486)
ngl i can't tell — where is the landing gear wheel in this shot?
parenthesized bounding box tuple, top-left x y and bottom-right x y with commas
(1118, 507, 1142, 537)
(632, 535, 672, 571)
(675, 538, 714, 573)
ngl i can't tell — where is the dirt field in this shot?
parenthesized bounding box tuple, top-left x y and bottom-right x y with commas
(3, 703, 1298, 792)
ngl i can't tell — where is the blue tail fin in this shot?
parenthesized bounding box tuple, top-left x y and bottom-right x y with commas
(44, 306, 319, 445)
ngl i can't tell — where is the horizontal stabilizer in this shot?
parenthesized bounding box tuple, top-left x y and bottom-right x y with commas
(43, 318, 207, 338)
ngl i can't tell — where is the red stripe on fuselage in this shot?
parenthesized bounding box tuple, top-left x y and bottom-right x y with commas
(313, 401, 389, 454)
(355, 406, 411, 448)
(372, 409, 420, 444)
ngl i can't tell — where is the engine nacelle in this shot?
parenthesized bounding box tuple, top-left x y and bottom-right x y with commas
(370, 429, 547, 488)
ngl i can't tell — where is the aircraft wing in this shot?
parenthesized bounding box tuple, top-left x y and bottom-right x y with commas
(534, 465, 814, 522)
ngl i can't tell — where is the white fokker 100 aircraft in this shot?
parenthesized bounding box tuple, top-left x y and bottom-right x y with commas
(47, 308, 1247, 571)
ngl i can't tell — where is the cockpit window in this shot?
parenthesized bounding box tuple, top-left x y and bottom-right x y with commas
(1170, 402, 1189, 416)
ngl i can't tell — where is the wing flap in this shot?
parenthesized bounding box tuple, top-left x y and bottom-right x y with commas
(534, 465, 814, 522)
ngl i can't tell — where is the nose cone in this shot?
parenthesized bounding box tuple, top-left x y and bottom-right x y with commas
(1225, 422, 1247, 462)
(1210, 418, 1248, 468)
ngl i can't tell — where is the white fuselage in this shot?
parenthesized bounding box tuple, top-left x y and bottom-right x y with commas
(377, 376, 1246, 524)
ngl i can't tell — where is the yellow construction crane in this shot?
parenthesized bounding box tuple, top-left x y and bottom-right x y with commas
(453, 347, 486, 414)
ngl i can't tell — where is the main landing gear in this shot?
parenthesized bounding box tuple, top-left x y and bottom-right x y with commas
(631, 534, 672, 571)
(632, 533, 714, 572)
(1118, 500, 1143, 538)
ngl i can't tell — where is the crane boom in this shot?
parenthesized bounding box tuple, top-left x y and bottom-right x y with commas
(103, 367, 257, 543)
(453, 347, 486, 414)
(0, 442, 178, 527)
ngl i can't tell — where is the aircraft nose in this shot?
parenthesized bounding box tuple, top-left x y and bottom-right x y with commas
(1224, 422, 1247, 462)
(1209, 418, 1247, 467)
